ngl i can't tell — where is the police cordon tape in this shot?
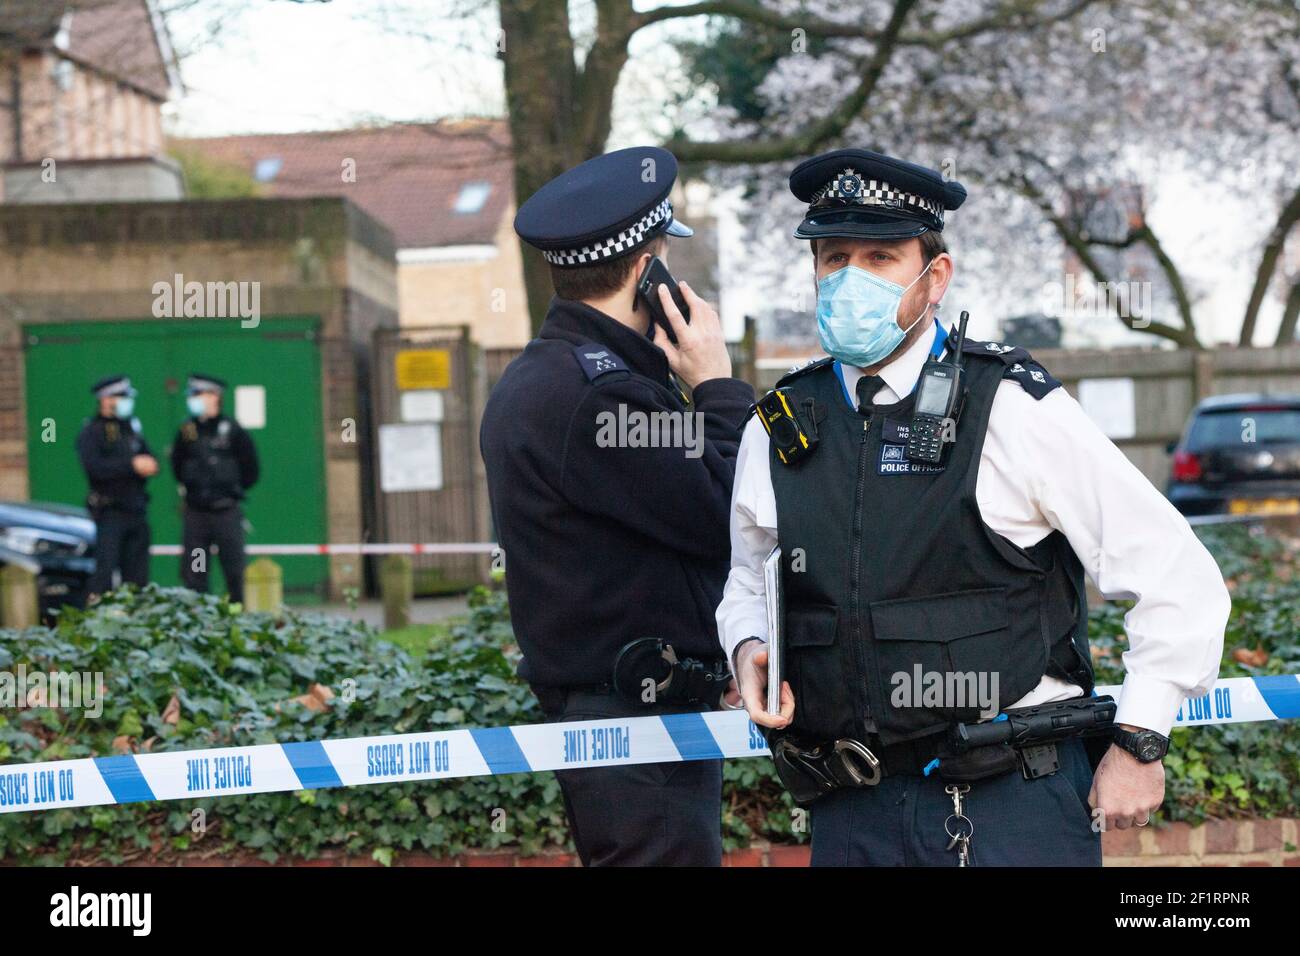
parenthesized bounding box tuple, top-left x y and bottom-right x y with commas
(148, 543, 500, 556)
(141, 510, 1293, 556)
(1, 675, 1297, 814)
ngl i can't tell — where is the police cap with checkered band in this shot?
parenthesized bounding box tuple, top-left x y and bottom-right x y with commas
(90, 374, 135, 399)
(514, 146, 693, 268)
(789, 148, 967, 241)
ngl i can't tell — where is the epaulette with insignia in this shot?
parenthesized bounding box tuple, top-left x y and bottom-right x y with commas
(774, 355, 833, 388)
(572, 343, 629, 383)
(1001, 358, 1061, 399)
(960, 338, 1030, 365)
(960, 339, 1060, 400)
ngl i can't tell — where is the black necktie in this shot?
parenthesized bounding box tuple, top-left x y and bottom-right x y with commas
(856, 374, 886, 412)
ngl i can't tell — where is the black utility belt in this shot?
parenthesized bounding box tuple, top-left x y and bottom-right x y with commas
(610, 638, 731, 709)
(86, 492, 145, 516)
(186, 502, 239, 514)
(772, 695, 1117, 806)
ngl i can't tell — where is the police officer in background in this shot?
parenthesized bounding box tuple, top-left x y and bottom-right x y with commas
(480, 147, 754, 866)
(170, 374, 260, 604)
(718, 148, 1230, 866)
(77, 375, 158, 597)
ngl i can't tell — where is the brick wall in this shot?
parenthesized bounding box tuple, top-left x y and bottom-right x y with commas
(0, 198, 399, 598)
(398, 210, 530, 348)
(1101, 818, 1300, 867)
(98, 819, 1300, 867)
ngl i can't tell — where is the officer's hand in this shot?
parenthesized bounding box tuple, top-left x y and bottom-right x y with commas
(132, 455, 159, 477)
(735, 639, 794, 729)
(655, 280, 732, 390)
(1087, 739, 1165, 831)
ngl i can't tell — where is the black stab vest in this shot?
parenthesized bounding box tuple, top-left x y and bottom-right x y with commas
(179, 418, 243, 510)
(769, 348, 1094, 747)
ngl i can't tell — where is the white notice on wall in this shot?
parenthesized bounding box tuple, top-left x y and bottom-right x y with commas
(1077, 377, 1136, 439)
(234, 385, 266, 429)
(379, 422, 443, 492)
(400, 389, 445, 423)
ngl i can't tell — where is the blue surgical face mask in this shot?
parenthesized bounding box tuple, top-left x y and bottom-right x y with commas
(115, 396, 135, 419)
(187, 395, 207, 417)
(816, 260, 934, 367)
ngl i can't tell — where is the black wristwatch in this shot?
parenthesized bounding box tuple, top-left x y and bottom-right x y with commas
(1111, 726, 1169, 763)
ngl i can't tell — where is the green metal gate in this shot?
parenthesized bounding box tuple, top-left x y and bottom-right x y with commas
(23, 317, 329, 599)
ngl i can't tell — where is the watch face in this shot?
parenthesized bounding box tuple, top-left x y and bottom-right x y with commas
(1139, 740, 1163, 761)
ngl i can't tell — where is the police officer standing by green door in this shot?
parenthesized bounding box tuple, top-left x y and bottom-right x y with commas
(77, 375, 158, 597)
(719, 148, 1230, 866)
(481, 147, 754, 865)
(170, 374, 260, 604)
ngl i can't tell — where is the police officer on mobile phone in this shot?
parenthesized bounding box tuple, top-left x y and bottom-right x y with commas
(717, 148, 1230, 866)
(481, 146, 754, 866)
(170, 374, 260, 604)
(77, 375, 158, 598)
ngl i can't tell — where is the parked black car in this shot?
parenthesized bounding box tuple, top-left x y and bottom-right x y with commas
(0, 501, 96, 621)
(1166, 394, 1300, 517)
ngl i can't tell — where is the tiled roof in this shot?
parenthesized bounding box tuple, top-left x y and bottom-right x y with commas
(0, 0, 175, 101)
(173, 120, 515, 249)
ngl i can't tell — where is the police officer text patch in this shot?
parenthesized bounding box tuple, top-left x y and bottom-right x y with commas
(879, 441, 944, 475)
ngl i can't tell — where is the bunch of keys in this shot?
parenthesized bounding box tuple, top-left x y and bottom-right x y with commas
(944, 784, 973, 867)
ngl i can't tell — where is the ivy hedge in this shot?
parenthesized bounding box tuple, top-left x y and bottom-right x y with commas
(0, 523, 1294, 864)
(1090, 525, 1300, 824)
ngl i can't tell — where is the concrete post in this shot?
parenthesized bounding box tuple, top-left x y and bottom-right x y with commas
(243, 557, 283, 614)
(0, 564, 40, 629)
(380, 554, 413, 631)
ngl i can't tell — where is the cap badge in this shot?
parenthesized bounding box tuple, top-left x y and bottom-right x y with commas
(831, 169, 863, 199)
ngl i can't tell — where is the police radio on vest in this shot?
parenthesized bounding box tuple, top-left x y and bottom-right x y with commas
(906, 309, 970, 465)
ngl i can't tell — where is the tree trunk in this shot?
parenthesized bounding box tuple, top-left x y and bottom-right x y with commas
(499, 0, 585, 335)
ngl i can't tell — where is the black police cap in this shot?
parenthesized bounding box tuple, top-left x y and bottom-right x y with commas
(187, 373, 227, 394)
(514, 146, 693, 267)
(90, 375, 133, 398)
(789, 148, 967, 241)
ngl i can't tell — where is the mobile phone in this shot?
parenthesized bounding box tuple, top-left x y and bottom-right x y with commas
(636, 255, 690, 343)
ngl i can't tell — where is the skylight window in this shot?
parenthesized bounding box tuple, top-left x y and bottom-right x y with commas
(254, 157, 283, 182)
(453, 181, 491, 214)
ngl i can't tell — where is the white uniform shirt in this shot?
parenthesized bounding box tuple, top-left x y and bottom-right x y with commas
(716, 322, 1229, 736)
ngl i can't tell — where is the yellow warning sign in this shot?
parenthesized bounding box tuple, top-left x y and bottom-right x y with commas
(395, 349, 451, 390)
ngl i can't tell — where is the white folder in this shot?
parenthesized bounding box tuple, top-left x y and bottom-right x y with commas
(763, 546, 783, 715)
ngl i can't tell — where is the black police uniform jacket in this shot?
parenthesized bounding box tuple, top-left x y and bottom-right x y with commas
(76, 415, 153, 515)
(769, 340, 1095, 748)
(480, 297, 755, 689)
(170, 414, 260, 512)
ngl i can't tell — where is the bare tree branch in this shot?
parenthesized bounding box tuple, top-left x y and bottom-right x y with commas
(629, 0, 1101, 49)
(1274, 278, 1300, 346)
(1013, 172, 1202, 348)
(667, 0, 918, 163)
(1239, 182, 1300, 346)
(1134, 222, 1200, 346)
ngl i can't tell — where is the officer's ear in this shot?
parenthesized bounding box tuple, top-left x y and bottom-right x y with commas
(926, 252, 954, 306)
(629, 249, 656, 293)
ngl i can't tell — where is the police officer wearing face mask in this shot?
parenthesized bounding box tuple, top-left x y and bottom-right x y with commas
(170, 374, 260, 604)
(77, 375, 159, 597)
(481, 147, 754, 866)
(716, 148, 1230, 866)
